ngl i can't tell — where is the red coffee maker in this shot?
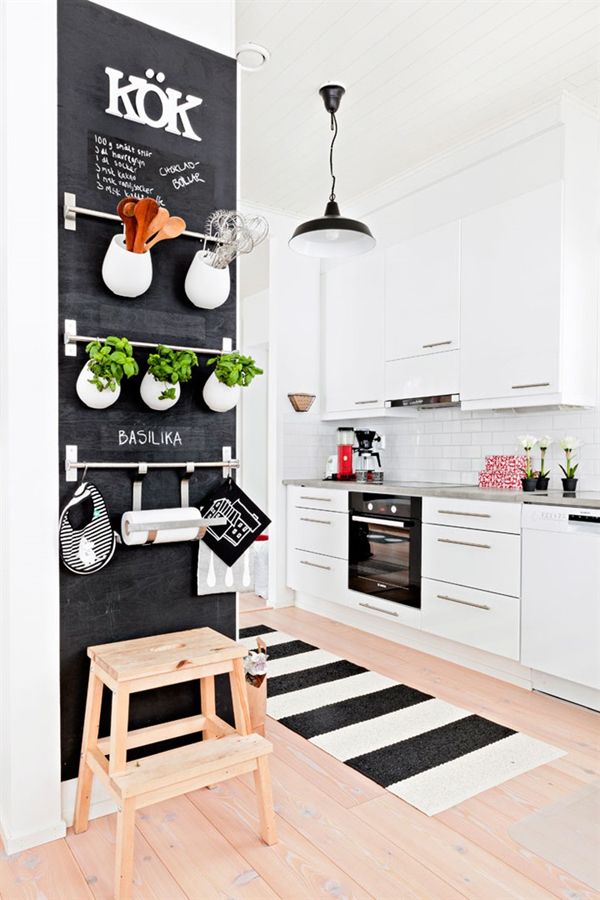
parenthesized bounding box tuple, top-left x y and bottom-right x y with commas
(336, 427, 355, 480)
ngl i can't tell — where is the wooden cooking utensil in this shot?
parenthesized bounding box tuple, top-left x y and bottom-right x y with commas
(145, 206, 170, 244)
(116, 196, 137, 251)
(144, 216, 187, 250)
(133, 198, 160, 252)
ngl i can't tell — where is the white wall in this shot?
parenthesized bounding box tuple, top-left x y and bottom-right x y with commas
(0, 0, 235, 854)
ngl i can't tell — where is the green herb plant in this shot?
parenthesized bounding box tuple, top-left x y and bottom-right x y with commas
(85, 336, 138, 393)
(206, 352, 263, 388)
(147, 345, 198, 400)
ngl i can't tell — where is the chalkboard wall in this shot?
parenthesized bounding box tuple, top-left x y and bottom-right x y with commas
(58, 0, 237, 781)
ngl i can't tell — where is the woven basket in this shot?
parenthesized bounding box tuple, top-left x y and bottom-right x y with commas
(288, 393, 315, 412)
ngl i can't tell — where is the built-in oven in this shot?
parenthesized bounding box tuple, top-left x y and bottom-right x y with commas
(348, 493, 422, 608)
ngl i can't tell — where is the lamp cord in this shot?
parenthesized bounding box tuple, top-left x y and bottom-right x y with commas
(329, 112, 338, 202)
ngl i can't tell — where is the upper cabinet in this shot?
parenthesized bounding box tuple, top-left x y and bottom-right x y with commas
(385, 221, 460, 361)
(322, 251, 385, 417)
(460, 183, 562, 406)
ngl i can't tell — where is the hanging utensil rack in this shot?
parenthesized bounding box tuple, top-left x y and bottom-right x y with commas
(64, 192, 222, 242)
(65, 445, 238, 482)
(64, 319, 232, 358)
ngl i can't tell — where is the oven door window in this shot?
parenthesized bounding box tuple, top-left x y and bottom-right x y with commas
(349, 517, 420, 607)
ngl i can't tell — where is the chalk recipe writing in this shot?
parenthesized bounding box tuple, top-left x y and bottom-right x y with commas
(88, 131, 212, 203)
(118, 429, 182, 446)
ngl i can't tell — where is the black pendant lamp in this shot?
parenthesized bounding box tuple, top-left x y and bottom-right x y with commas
(289, 84, 376, 258)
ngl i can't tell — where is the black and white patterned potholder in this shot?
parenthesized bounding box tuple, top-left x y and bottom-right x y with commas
(59, 481, 117, 575)
(200, 477, 270, 568)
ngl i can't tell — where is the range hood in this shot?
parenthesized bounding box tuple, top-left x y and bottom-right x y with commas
(385, 394, 460, 410)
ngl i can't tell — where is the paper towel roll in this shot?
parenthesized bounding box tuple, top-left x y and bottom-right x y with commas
(121, 507, 205, 546)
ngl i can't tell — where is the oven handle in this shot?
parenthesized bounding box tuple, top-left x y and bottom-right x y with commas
(351, 515, 412, 528)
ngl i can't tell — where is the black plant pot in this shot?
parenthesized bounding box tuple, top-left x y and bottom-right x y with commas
(521, 477, 538, 492)
(536, 477, 550, 491)
(562, 477, 578, 493)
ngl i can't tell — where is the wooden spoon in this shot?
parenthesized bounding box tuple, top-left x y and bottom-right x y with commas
(144, 216, 187, 251)
(133, 198, 159, 253)
(116, 196, 137, 251)
(144, 206, 170, 244)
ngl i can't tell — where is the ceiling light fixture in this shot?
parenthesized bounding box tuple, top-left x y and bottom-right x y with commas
(289, 83, 375, 258)
(236, 42, 270, 71)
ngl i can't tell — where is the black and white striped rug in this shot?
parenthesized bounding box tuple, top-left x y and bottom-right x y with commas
(240, 624, 564, 816)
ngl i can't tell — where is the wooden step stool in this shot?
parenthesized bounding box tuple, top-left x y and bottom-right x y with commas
(73, 627, 276, 900)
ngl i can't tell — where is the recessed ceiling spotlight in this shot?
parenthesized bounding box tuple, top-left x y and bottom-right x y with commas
(236, 42, 270, 71)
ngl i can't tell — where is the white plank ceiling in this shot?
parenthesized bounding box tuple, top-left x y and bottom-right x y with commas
(236, 0, 600, 216)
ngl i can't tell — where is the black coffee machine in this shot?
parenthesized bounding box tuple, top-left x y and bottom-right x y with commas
(354, 430, 383, 482)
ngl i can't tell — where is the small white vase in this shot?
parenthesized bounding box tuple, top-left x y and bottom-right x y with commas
(102, 234, 153, 298)
(140, 370, 181, 411)
(185, 250, 230, 309)
(76, 361, 121, 409)
(202, 371, 240, 412)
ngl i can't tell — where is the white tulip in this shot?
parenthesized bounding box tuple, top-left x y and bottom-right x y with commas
(538, 435, 553, 450)
(559, 436, 581, 452)
(517, 435, 537, 451)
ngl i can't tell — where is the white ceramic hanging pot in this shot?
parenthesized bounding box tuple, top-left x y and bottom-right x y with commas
(76, 361, 121, 409)
(202, 372, 240, 412)
(185, 250, 230, 309)
(140, 370, 181, 411)
(102, 234, 153, 298)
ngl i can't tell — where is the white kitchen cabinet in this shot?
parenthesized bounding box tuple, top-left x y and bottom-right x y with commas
(385, 221, 460, 361)
(422, 579, 520, 660)
(322, 251, 385, 416)
(385, 351, 459, 404)
(287, 549, 347, 598)
(422, 497, 521, 534)
(422, 523, 521, 598)
(461, 178, 597, 409)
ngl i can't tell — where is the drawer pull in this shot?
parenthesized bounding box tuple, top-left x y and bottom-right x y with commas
(437, 509, 491, 519)
(437, 593, 490, 611)
(300, 559, 332, 571)
(300, 517, 331, 525)
(511, 382, 550, 390)
(300, 496, 332, 502)
(355, 399, 379, 405)
(359, 602, 398, 617)
(437, 537, 491, 549)
(422, 340, 452, 349)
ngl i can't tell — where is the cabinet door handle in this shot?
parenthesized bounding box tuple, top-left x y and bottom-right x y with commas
(300, 517, 331, 525)
(359, 602, 398, 617)
(437, 593, 490, 611)
(511, 382, 550, 389)
(355, 400, 379, 405)
(300, 496, 332, 502)
(422, 340, 452, 349)
(437, 509, 491, 518)
(437, 537, 491, 549)
(300, 559, 331, 571)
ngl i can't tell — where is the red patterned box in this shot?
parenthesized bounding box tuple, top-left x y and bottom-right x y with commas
(479, 455, 527, 490)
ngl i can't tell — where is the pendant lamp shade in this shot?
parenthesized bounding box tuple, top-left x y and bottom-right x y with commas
(289, 85, 375, 259)
(289, 201, 376, 258)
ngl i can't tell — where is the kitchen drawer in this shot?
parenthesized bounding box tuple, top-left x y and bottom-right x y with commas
(287, 549, 347, 600)
(422, 578, 520, 659)
(346, 589, 422, 629)
(288, 506, 348, 559)
(288, 485, 349, 513)
(422, 497, 521, 534)
(422, 524, 520, 597)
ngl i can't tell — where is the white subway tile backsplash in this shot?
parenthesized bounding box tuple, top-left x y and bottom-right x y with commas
(282, 405, 600, 489)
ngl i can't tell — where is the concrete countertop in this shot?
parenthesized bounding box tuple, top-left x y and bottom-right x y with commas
(283, 478, 600, 509)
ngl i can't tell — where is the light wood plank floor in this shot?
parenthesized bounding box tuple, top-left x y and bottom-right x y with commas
(1, 606, 599, 899)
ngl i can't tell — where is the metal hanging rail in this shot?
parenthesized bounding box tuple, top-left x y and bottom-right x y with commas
(64, 192, 222, 242)
(64, 320, 232, 358)
(65, 445, 238, 482)
(66, 459, 240, 473)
